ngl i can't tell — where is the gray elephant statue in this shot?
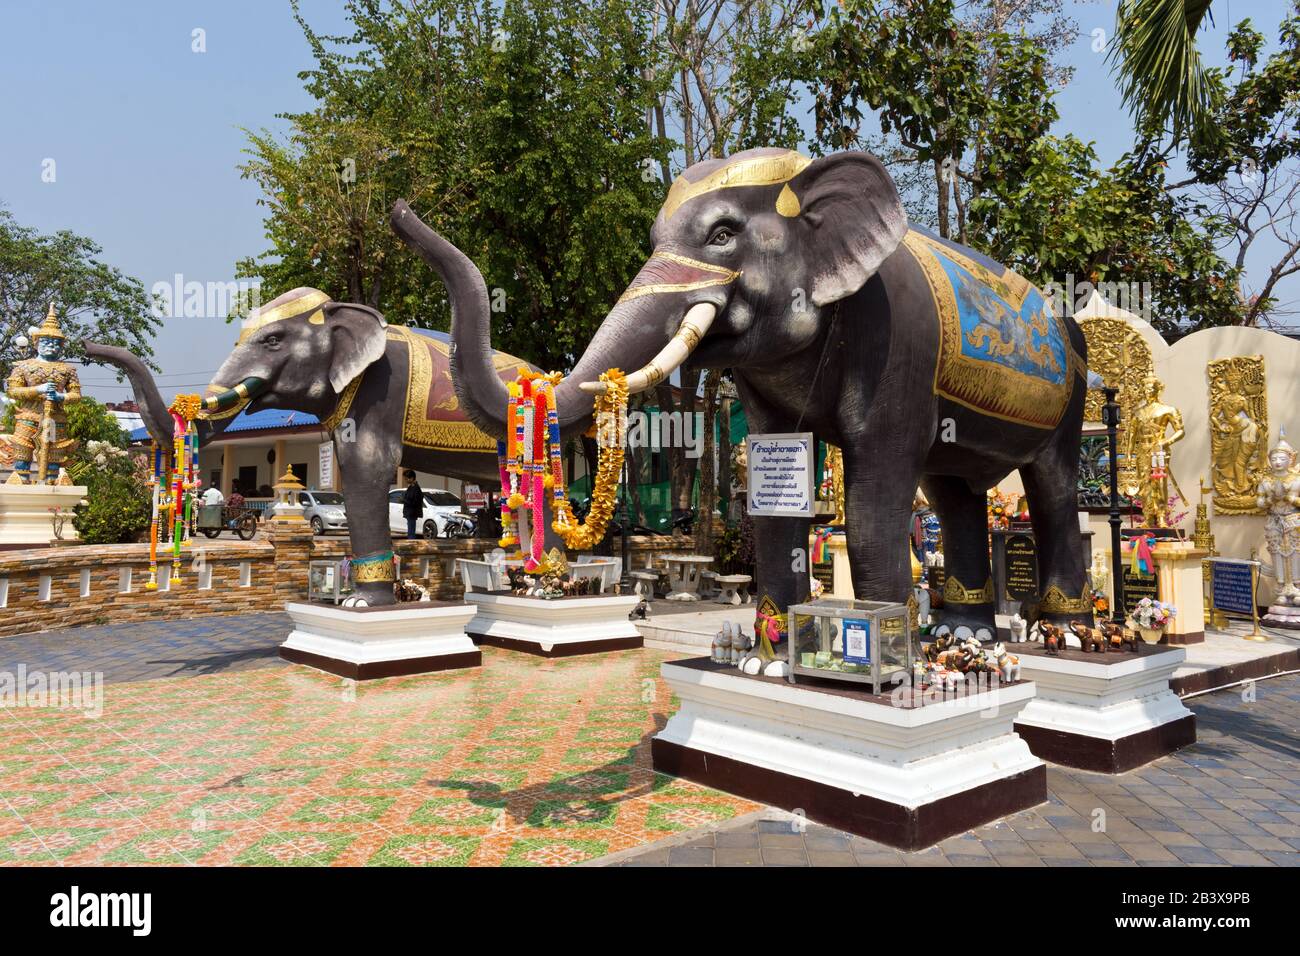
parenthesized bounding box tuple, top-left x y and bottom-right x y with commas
(395, 147, 1090, 652)
(85, 266, 529, 605)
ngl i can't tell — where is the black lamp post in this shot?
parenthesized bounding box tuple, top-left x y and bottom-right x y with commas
(1102, 385, 1124, 623)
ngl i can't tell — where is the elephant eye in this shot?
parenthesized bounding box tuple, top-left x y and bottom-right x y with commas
(708, 228, 735, 246)
(263, 334, 281, 348)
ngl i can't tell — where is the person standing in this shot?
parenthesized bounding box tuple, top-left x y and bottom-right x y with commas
(402, 470, 425, 539)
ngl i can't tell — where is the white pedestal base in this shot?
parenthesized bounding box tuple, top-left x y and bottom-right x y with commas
(0, 484, 87, 547)
(281, 601, 481, 679)
(1014, 646, 1196, 772)
(464, 592, 642, 656)
(652, 660, 1046, 849)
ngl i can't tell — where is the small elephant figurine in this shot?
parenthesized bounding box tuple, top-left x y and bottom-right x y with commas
(924, 633, 952, 664)
(731, 627, 752, 661)
(1070, 620, 1106, 653)
(711, 625, 732, 664)
(991, 642, 1021, 682)
(1008, 613, 1028, 643)
(1100, 620, 1139, 652)
(1040, 622, 1065, 655)
(926, 665, 963, 692)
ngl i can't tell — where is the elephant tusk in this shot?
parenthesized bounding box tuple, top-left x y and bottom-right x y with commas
(196, 377, 265, 418)
(579, 303, 718, 396)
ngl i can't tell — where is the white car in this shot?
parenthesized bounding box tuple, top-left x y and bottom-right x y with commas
(387, 488, 471, 538)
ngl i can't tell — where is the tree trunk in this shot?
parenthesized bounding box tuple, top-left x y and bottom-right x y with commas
(693, 370, 720, 555)
(935, 157, 951, 239)
(717, 387, 732, 520)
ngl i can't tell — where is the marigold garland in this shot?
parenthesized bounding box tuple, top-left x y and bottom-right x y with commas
(551, 369, 627, 550)
(496, 367, 628, 565)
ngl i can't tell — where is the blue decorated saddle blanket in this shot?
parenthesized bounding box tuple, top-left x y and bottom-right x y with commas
(901, 227, 1083, 430)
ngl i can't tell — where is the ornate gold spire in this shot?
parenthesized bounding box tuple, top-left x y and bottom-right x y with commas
(34, 303, 66, 341)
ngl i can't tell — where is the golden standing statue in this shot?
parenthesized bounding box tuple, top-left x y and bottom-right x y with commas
(823, 443, 845, 526)
(1, 305, 82, 485)
(1208, 357, 1268, 512)
(1126, 373, 1185, 528)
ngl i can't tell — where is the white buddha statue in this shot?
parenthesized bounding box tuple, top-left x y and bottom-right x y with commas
(1256, 429, 1300, 621)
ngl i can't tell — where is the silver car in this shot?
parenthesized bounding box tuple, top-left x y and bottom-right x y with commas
(299, 490, 348, 535)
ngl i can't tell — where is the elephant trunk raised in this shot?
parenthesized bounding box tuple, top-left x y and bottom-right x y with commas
(390, 200, 715, 435)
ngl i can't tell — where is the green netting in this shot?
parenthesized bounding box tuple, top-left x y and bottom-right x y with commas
(564, 400, 749, 531)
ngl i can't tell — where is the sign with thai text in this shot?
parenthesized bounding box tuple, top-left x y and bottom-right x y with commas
(1208, 558, 1258, 617)
(747, 433, 815, 518)
(318, 441, 335, 490)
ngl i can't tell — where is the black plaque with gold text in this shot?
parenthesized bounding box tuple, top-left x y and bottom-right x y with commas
(1004, 534, 1039, 602)
(1121, 566, 1160, 617)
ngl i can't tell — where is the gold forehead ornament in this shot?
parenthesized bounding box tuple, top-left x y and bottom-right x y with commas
(661, 151, 812, 222)
(236, 289, 331, 345)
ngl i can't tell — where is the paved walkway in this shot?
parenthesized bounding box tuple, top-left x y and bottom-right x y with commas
(0, 613, 291, 685)
(0, 613, 1295, 866)
(601, 673, 1300, 866)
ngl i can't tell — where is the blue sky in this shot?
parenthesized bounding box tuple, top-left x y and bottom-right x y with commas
(1, 1, 1294, 403)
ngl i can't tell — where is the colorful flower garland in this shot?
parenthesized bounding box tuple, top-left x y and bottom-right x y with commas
(497, 367, 628, 568)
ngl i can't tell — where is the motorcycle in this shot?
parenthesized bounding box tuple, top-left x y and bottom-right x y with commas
(438, 512, 476, 539)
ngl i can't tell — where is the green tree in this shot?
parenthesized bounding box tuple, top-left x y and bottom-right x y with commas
(0, 206, 160, 383)
(238, 0, 669, 376)
(812, 0, 1246, 335)
(65, 396, 128, 449)
(649, 0, 819, 549)
(1109, 0, 1219, 146)
(1181, 7, 1300, 326)
(62, 399, 148, 545)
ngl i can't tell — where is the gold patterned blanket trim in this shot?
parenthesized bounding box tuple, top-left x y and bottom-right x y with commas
(387, 326, 522, 452)
(943, 576, 994, 605)
(322, 375, 363, 432)
(1039, 584, 1091, 615)
(901, 230, 1085, 430)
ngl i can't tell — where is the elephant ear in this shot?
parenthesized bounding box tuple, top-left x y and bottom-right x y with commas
(322, 303, 388, 393)
(793, 152, 908, 307)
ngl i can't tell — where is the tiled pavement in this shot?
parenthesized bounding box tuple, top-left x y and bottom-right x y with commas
(603, 673, 1300, 866)
(0, 629, 757, 865)
(0, 613, 1296, 866)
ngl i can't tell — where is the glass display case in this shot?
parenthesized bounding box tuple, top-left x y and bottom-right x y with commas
(786, 598, 916, 694)
(308, 560, 354, 605)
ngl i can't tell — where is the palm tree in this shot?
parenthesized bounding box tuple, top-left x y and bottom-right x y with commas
(1109, 0, 1219, 143)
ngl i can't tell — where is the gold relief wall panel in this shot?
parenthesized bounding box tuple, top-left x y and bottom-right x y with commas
(1078, 317, 1155, 424)
(1207, 355, 1268, 515)
(1078, 317, 1156, 499)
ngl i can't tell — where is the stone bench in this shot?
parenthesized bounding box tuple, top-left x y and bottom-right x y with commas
(699, 569, 719, 598)
(714, 574, 752, 606)
(630, 570, 660, 599)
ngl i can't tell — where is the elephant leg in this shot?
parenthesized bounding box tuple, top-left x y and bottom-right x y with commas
(843, 464, 918, 604)
(1020, 435, 1089, 629)
(748, 509, 806, 642)
(922, 474, 996, 643)
(336, 437, 401, 607)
